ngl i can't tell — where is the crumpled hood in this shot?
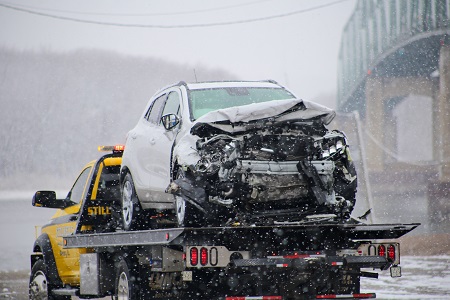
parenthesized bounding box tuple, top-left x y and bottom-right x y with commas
(176, 98, 335, 166)
(192, 98, 335, 134)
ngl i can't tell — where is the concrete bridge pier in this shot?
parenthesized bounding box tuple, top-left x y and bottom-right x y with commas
(363, 45, 450, 229)
(429, 44, 450, 232)
(437, 45, 450, 181)
(364, 76, 435, 171)
(363, 75, 436, 227)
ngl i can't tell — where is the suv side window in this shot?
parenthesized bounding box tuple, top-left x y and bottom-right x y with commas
(161, 91, 181, 118)
(146, 94, 166, 124)
(68, 166, 92, 204)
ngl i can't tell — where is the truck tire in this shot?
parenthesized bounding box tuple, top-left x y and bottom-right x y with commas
(121, 173, 145, 231)
(115, 258, 152, 300)
(115, 259, 135, 300)
(29, 260, 70, 300)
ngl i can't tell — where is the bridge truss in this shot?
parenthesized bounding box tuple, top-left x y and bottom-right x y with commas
(338, 0, 450, 112)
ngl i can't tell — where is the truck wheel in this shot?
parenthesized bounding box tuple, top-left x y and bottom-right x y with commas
(121, 173, 144, 231)
(29, 260, 70, 300)
(115, 258, 152, 300)
(115, 259, 136, 300)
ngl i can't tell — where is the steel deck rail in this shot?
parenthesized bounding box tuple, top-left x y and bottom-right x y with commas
(63, 223, 420, 249)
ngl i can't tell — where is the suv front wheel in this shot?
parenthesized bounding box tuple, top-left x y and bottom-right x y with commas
(174, 168, 207, 228)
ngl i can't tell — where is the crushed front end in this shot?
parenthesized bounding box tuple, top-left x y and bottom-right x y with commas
(168, 117, 357, 225)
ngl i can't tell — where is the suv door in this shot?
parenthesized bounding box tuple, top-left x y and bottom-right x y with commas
(147, 90, 181, 207)
(125, 94, 166, 204)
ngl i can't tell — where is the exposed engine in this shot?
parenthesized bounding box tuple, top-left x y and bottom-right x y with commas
(169, 121, 357, 224)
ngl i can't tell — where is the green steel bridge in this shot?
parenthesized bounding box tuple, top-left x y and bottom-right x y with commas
(338, 0, 450, 113)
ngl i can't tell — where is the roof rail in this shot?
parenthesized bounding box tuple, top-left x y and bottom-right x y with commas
(265, 79, 278, 84)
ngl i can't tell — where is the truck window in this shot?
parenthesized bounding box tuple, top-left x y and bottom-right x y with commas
(68, 166, 92, 204)
(96, 165, 121, 201)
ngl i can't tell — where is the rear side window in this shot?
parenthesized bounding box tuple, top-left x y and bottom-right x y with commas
(96, 165, 121, 201)
(145, 94, 166, 124)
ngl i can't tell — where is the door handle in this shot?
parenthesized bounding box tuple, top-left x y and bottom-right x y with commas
(150, 138, 156, 145)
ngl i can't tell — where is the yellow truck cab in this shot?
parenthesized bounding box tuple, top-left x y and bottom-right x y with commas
(29, 146, 123, 299)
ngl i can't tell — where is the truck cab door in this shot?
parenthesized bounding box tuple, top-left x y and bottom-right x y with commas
(42, 165, 93, 286)
(81, 160, 121, 231)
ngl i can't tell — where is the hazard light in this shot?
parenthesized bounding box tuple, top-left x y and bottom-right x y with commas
(98, 145, 125, 153)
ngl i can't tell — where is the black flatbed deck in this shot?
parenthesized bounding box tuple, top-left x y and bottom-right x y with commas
(63, 222, 420, 249)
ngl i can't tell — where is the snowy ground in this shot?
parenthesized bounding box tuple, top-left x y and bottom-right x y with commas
(361, 256, 450, 299)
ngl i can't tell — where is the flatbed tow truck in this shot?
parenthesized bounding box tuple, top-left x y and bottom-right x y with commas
(64, 223, 418, 300)
(29, 146, 419, 300)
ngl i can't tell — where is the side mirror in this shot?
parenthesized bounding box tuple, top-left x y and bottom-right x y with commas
(161, 114, 180, 130)
(32, 191, 70, 209)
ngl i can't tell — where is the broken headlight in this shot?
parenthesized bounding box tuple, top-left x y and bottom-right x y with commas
(318, 131, 348, 160)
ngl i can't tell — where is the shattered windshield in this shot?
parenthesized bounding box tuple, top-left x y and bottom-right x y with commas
(189, 87, 295, 120)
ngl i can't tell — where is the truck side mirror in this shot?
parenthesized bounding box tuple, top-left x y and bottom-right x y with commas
(161, 114, 180, 130)
(32, 191, 70, 209)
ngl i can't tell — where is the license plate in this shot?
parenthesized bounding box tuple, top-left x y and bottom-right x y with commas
(182, 271, 193, 281)
(390, 266, 402, 277)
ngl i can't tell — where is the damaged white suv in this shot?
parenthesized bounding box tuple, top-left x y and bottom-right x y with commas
(120, 80, 357, 230)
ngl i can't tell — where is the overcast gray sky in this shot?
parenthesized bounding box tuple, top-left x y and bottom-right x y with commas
(0, 0, 356, 102)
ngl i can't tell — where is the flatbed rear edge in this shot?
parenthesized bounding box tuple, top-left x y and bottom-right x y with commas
(63, 222, 420, 249)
